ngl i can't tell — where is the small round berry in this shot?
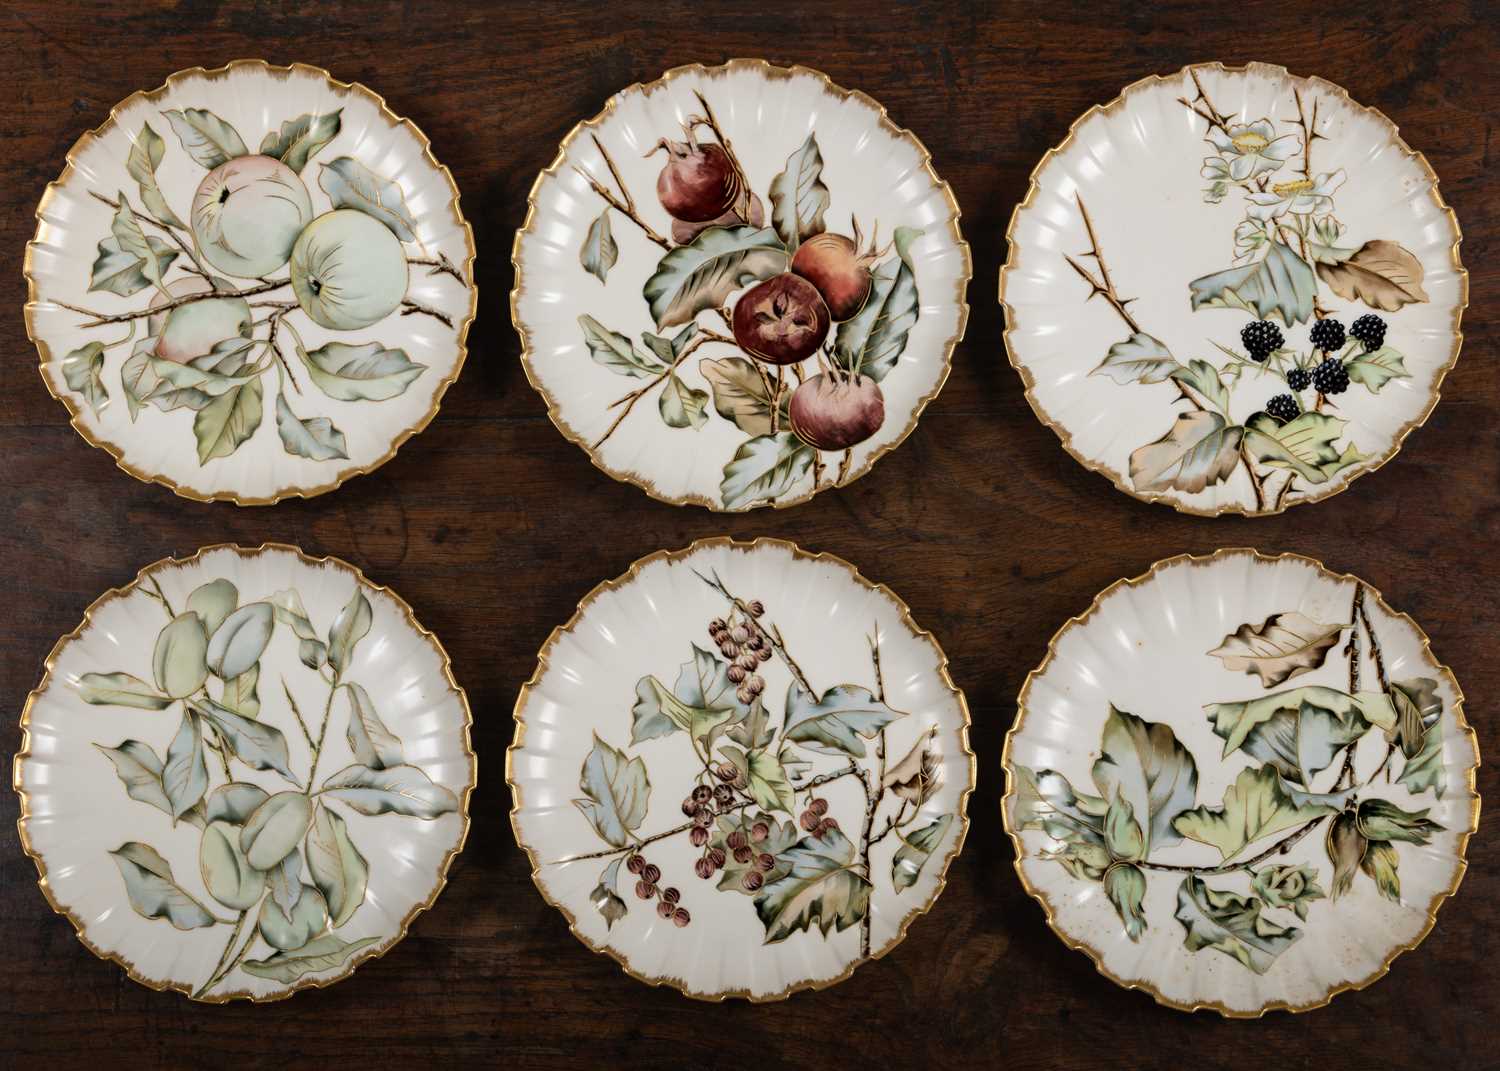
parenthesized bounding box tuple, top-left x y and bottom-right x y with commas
(695, 857, 715, 879)
(1349, 313, 1386, 351)
(657, 900, 675, 919)
(730, 625, 750, 644)
(626, 854, 646, 875)
(809, 798, 829, 817)
(642, 863, 661, 884)
(681, 798, 698, 817)
(690, 825, 709, 847)
(1309, 317, 1346, 353)
(673, 907, 691, 927)
(1286, 368, 1312, 392)
(757, 646, 772, 663)
(757, 852, 775, 871)
(736, 685, 754, 704)
(727, 663, 747, 684)
(737, 652, 759, 671)
(741, 871, 764, 891)
(693, 808, 713, 828)
(635, 880, 654, 899)
(1312, 356, 1351, 396)
(746, 676, 765, 697)
(751, 821, 770, 842)
(662, 887, 680, 904)
(733, 845, 754, 864)
(1240, 320, 1284, 360)
(716, 762, 738, 783)
(727, 830, 748, 850)
(1265, 393, 1301, 424)
(748, 600, 765, 617)
(692, 785, 713, 804)
(710, 618, 727, 634)
(821, 816, 840, 833)
(720, 641, 740, 659)
(801, 810, 821, 832)
(707, 847, 727, 868)
(745, 633, 763, 651)
(713, 784, 734, 808)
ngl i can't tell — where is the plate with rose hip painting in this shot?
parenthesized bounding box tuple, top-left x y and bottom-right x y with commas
(15, 544, 475, 1001)
(1003, 548, 1479, 1016)
(508, 538, 973, 999)
(1001, 62, 1466, 516)
(512, 60, 970, 510)
(25, 60, 476, 504)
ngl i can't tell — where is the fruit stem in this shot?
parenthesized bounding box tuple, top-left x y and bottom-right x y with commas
(554, 800, 757, 864)
(687, 90, 751, 217)
(573, 135, 671, 250)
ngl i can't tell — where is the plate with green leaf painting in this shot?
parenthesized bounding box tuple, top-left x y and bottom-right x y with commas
(1003, 548, 1478, 1016)
(15, 544, 474, 1001)
(25, 60, 476, 504)
(509, 537, 973, 999)
(1001, 62, 1465, 516)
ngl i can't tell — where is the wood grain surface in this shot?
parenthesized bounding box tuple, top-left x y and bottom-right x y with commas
(1, 1, 1494, 1067)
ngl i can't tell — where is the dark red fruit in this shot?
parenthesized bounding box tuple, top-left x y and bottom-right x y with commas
(800, 811, 820, 832)
(820, 817, 840, 834)
(713, 784, 734, 807)
(751, 821, 769, 843)
(650, 139, 741, 223)
(727, 664, 747, 684)
(672, 907, 691, 927)
(694, 857, 714, 879)
(747, 601, 764, 617)
(789, 373, 886, 451)
(809, 798, 828, 817)
(692, 785, 712, 804)
(690, 825, 709, 847)
(693, 808, 713, 828)
(626, 854, 645, 874)
(716, 762, 738, 783)
(726, 831, 748, 851)
(732, 274, 830, 366)
(791, 233, 877, 321)
(757, 853, 775, 872)
(733, 845, 754, 865)
(657, 900, 675, 919)
(741, 871, 764, 891)
(681, 797, 698, 816)
(635, 880, 654, 899)
(746, 676, 765, 696)
(757, 647, 772, 663)
(641, 864, 661, 884)
(707, 848, 727, 868)
(671, 194, 764, 245)
(662, 887, 681, 904)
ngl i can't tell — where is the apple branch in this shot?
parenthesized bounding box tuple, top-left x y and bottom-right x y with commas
(53, 278, 292, 327)
(407, 252, 466, 284)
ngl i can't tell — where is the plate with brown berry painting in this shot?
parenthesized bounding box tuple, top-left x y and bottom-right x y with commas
(1001, 62, 1466, 516)
(512, 60, 970, 511)
(509, 537, 973, 1000)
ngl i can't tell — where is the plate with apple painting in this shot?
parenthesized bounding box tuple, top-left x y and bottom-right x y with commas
(512, 60, 970, 511)
(1003, 548, 1479, 1016)
(15, 544, 475, 1001)
(509, 537, 973, 999)
(25, 60, 476, 504)
(1001, 62, 1466, 516)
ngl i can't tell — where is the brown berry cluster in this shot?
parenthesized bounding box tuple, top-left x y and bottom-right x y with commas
(682, 782, 737, 848)
(625, 852, 689, 927)
(698, 815, 778, 891)
(707, 599, 772, 704)
(799, 796, 839, 838)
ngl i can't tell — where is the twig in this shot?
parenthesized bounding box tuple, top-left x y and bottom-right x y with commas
(1239, 444, 1266, 512)
(693, 568, 815, 695)
(836, 448, 852, 485)
(281, 678, 317, 755)
(552, 800, 756, 863)
(145, 575, 177, 616)
(54, 279, 291, 327)
(265, 308, 301, 395)
(192, 901, 262, 998)
(688, 89, 751, 216)
(858, 625, 888, 959)
(400, 299, 453, 328)
(1287, 88, 1325, 180)
(1177, 67, 1234, 138)
(1140, 812, 1326, 875)
(1064, 196, 1142, 334)
(407, 252, 466, 284)
(574, 135, 671, 250)
(1272, 472, 1298, 511)
(593, 333, 713, 448)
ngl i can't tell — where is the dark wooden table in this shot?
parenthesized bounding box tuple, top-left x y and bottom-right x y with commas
(2, 1, 1493, 1066)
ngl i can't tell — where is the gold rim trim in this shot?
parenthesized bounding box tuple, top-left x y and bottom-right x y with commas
(1001, 546, 1481, 1017)
(998, 61, 1468, 518)
(13, 542, 478, 1003)
(24, 59, 479, 506)
(511, 59, 972, 512)
(506, 535, 976, 1000)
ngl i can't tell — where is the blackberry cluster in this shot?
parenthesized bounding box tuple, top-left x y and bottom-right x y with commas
(1350, 314, 1386, 351)
(1312, 356, 1350, 396)
(1309, 317, 1346, 353)
(1240, 320, 1284, 362)
(707, 600, 773, 705)
(1286, 368, 1312, 392)
(1266, 393, 1301, 424)
(625, 852, 690, 927)
(798, 796, 839, 838)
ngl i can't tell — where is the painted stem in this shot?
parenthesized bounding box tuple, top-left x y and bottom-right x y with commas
(574, 133, 671, 250)
(1139, 812, 1326, 875)
(1064, 196, 1142, 334)
(408, 252, 466, 284)
(55, 279, 291, 326)
(594, 333, 713, 448)
(553, 799, 756, 863)
(400, 298, 453, 328)
(693, 568, 815, 695)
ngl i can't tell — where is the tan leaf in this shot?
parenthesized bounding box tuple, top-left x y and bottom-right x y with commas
(883, 726, 940, 805)
(1315, 239, 1428, 311)
(1208, 612, 1345, 687)
(1129, 410, 1243, 493)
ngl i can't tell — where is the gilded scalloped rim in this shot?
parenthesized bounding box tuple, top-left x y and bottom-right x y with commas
(510, 59, 973, 512)
(506, 535, 976, 1000)
(998, 61, 1469, 518)
(12, 542, 477, 1003)
(23, 59, 479, 506)
(1001, 546, 1482, 1017)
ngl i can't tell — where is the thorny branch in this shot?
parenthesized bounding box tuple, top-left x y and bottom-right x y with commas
(407, 252, 466, 284)
(400, 298, 453, 328)
(1063, 196, 1142, 334)
(1176, 67, 1234, 138)
(1287, 88, 1325, 181)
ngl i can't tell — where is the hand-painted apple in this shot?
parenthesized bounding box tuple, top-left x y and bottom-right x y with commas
(148, 277, 252, 363)
(788, 372, 886, 450)
(289, 209, 409, 330)
(732, 273, 830, 366)
(671, 193, 765, 245)
(649, 138, 742, 223)
(791, 232, 878, 321)
(190, 154, 313, 278)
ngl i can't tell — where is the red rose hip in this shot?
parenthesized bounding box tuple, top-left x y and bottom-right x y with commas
(732, 274, 830, 366)
(788, 373, 886, 451)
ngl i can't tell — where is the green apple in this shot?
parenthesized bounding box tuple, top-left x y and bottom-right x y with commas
(289, 209, 409, 330)
(148, 277, 252, 363)
(191, 154, 313, 278)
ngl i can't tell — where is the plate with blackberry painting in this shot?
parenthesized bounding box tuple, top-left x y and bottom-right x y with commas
(509, 537, 973, 999)
(1001, 62, 1465, 516)
(512, 60, 970, 510)
(1003, 548, 1478, 1015)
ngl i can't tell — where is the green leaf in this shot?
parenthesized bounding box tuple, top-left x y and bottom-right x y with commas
(318, 156, 419, 242)
(268, 588, 327, 669)
(783, 682, 905, 758)
(187, 578, 238, 638)
(1090, 332, 1177, 385)
(1170, 359, 1231, 414)
(590, 873, 628, 928)
(571, 735, 648, 846)
(126, 122, 186, 228)
(222, 664, 260, 718)
(1103, 789, 1146, 861)
(327, 590, 373, 675)
(109, 842, 216, 930)
(833, 226, 922, 382)
(295, 340, 426, 402)
(199, 820, 265, 911)
(275, 394, 349, 461)
(1129, 410, 1243, 494)
(148, 354, 255, 397)
(1174, 875, 1300, 974)
(700, 356, 782, 435)
(240, 791, 314, 870)
(1105, 863, 1148, 940)
(61, 341, 109, 417)
(1397, 709, 1448, 800)
(575, 315, 664, 379)
(306, 803, 369, 928)
(1206, 685, 1395, 785)
(78, 671, 171, 709)
(711, 813, 801, 894)
(753, 828, 871, 942)
(88, 234, 177, 297)
(892, 813, 954, 892)
(579, 210, 618, 283)
(1243, 411, 1361, 485)
(193, 377, 264, 463)
(1344, 346, 1410, 393)
(1091, 705, 1199, 853)
(769, 132, 829, 250)
(1189, 240, 1317, 326)
(1011, 765, 1108, 839)
(95, 740, 204, 827)
(1361, 840, 1402, 901)
(720, 431, 814, 510)
(242, 934, 382, 983)
(321, 763, 460, 819)
(735, 746, 796, 815)
(153, 612, 209, 699)
(205, 781, 270, 824)
(108, 194, 165, 293)
(658, 373, 709, 429)
(642, 225, 787, 329)
(162, 709, 209, 819)
(1208, 611, 1345, 688)
(1356, 797, 1442, 844)
(206, 601, 274, 680)
(728, 696, 774, 750)
(344, 681, 404, 770)
(1174, 765, 1338, 860)
(259, 110, 342, 173)
(194, 698, 294, 778)
(162, 108, 248, 168)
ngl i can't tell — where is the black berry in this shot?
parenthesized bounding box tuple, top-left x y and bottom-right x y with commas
(1312, 356, 1350, 396)
(1266, 393, 1300, 424)
(1309, 318, 1345, 353)
(1240, 320, 1283, 360)
(1350, 313, 1386, 351)
(1286, 368, 1311, 392)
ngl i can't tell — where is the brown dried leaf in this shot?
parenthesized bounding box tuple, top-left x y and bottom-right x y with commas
(1208, 612, 1344, 688)
(1315, 239, 1429, 311)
